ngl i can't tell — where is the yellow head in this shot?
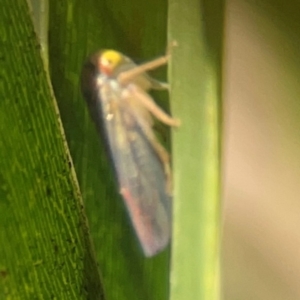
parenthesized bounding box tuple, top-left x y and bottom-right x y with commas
(98, 50, 124, 75)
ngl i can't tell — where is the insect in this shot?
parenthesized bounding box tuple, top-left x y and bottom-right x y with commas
(81, 47, 180, 256)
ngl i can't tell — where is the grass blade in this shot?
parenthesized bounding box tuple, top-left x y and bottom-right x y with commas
(168, 0, 224, 299)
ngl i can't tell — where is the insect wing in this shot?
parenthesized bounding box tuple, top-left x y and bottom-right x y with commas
(98, 79, 171, 257)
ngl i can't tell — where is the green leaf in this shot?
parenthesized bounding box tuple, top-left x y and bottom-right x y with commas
(168, 0, 223, 299)
(0, 0, 103, 299)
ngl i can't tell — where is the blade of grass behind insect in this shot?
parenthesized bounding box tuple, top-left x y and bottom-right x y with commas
(168, 0, 224, 299)
(49, 0, 171, 299)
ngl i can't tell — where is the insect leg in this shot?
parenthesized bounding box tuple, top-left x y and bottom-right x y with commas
(128, 85, 181, 127)
(117, 55, 170, 86)
(150, 137, 173, 195)
(127, 101, 174, 195)
(137, 120, 173, 195)
(150, 79, 170, 91)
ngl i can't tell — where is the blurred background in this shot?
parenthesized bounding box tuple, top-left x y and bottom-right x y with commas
(223, 0, 300, 299)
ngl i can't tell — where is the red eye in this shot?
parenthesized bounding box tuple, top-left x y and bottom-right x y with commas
(99, 58, 112, 75)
